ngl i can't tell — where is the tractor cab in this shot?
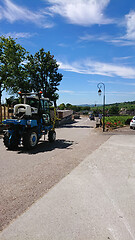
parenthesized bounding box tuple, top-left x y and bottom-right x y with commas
(14, 93, 52, 125)
(24, 94, 51, 125)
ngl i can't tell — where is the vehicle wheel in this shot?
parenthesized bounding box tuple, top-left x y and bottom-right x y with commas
(3, 131, 19, 150)
(23, 128, 38, 150)
(48, 130, 56, 142)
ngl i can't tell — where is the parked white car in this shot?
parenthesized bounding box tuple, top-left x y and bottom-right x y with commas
(130, 116, 135, 129)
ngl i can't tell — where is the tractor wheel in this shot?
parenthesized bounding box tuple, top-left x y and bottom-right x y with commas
(48, 130, 56, 142)
(3, 132, 19, 150)
(23, 128, 38, 150)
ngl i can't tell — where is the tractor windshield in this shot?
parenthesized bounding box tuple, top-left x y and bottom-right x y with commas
(26, 98, 39, 108)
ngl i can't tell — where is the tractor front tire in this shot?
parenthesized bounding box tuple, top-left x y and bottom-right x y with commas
(48, 130, 56, 142)
(23, 129, 38, 150)
(3, 132, 19, 150)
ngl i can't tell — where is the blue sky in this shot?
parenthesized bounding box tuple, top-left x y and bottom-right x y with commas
(1, 0, 135, 105)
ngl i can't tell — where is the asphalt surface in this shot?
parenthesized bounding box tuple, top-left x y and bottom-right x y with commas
(0, 117, 110, 231)
(0, 122, 135, 239)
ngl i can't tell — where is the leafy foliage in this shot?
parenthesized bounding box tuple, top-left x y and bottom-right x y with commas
(58, 103, 66, 110)
(0, 36, 29, 103)
(108, 105, 119, 115)
(58, 103, 91, 112)
(26, 49, 63, 103)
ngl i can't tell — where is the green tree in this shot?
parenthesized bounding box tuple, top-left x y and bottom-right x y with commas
(109, 105, 119, 115)
(66, 103, 73, 109)
(0, 36, 29, 104)
(58, 103, 66, 110)
(26, 49, 63, 103)
(71, 105, 81, 112)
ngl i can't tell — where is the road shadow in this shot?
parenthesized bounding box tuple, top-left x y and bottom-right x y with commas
(17, 139, 74, 155)
(60, 124, 94, 129)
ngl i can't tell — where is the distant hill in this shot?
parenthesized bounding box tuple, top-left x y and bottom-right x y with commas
(78, 104, 101, 107)
(78, 101, 135, 108)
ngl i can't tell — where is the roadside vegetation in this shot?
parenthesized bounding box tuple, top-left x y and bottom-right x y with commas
(58, 102, 135, 130)
(58, 102, 135, 115)
(105, 116, 132, 129)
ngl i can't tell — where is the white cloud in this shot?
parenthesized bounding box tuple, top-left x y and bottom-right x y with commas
(88, 79, 135, 86)
(125, 11, 135, 40)
(79, 32, 135, 46)
(47, 0, 113, 26)
(107, 91, 135, 96)
(59, 59, 135, 79)
(59, 90, 74, 94)
(113, 56, 133, 61)
(79, 10, 135, 46)
(0, 0, 53, 28)
(3, 32, 35, 39)
(59, 88, 135, 97)
(79, 33, 114, 43)
(59, 89, 96, 96)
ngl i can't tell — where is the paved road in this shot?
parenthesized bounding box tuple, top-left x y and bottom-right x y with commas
(0, 122, 135, 239)
(0, 117, 110, 231)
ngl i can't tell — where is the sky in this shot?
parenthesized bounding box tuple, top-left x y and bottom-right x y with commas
(1, 0, 135, 105)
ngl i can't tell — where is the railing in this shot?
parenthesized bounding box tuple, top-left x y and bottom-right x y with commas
(0, 105, 13, 124)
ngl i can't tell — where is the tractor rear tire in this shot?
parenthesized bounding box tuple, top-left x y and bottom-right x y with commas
(3, 132, 19, 150)
(48, 130, 56, 142)
(23, 128, 38, 150)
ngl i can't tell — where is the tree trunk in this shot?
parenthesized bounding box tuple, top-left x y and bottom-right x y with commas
(54, 100, 57, 108)
(0, 84, 2, 105)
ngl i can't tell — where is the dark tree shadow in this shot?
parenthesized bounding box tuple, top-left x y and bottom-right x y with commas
(17, 139, 74, 155)
(61, 125, 94, 129)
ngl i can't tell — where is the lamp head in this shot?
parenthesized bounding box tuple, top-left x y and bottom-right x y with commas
(98, 89, 102, 96)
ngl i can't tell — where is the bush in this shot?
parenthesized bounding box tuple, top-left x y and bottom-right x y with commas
(109, 105, 119, 115)
(125, 118, 132, 125)
(105, 116, 132, 129)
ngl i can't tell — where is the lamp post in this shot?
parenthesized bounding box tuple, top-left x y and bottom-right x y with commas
(97, 82, 105, 132)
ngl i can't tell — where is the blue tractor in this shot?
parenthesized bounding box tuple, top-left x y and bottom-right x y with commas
(3, 92, 56, 150)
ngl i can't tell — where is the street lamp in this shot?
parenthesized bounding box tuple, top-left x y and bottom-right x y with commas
(97, 82, 105, 132)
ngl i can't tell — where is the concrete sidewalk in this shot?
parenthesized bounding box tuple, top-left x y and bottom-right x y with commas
(1, 134, 135, 240)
